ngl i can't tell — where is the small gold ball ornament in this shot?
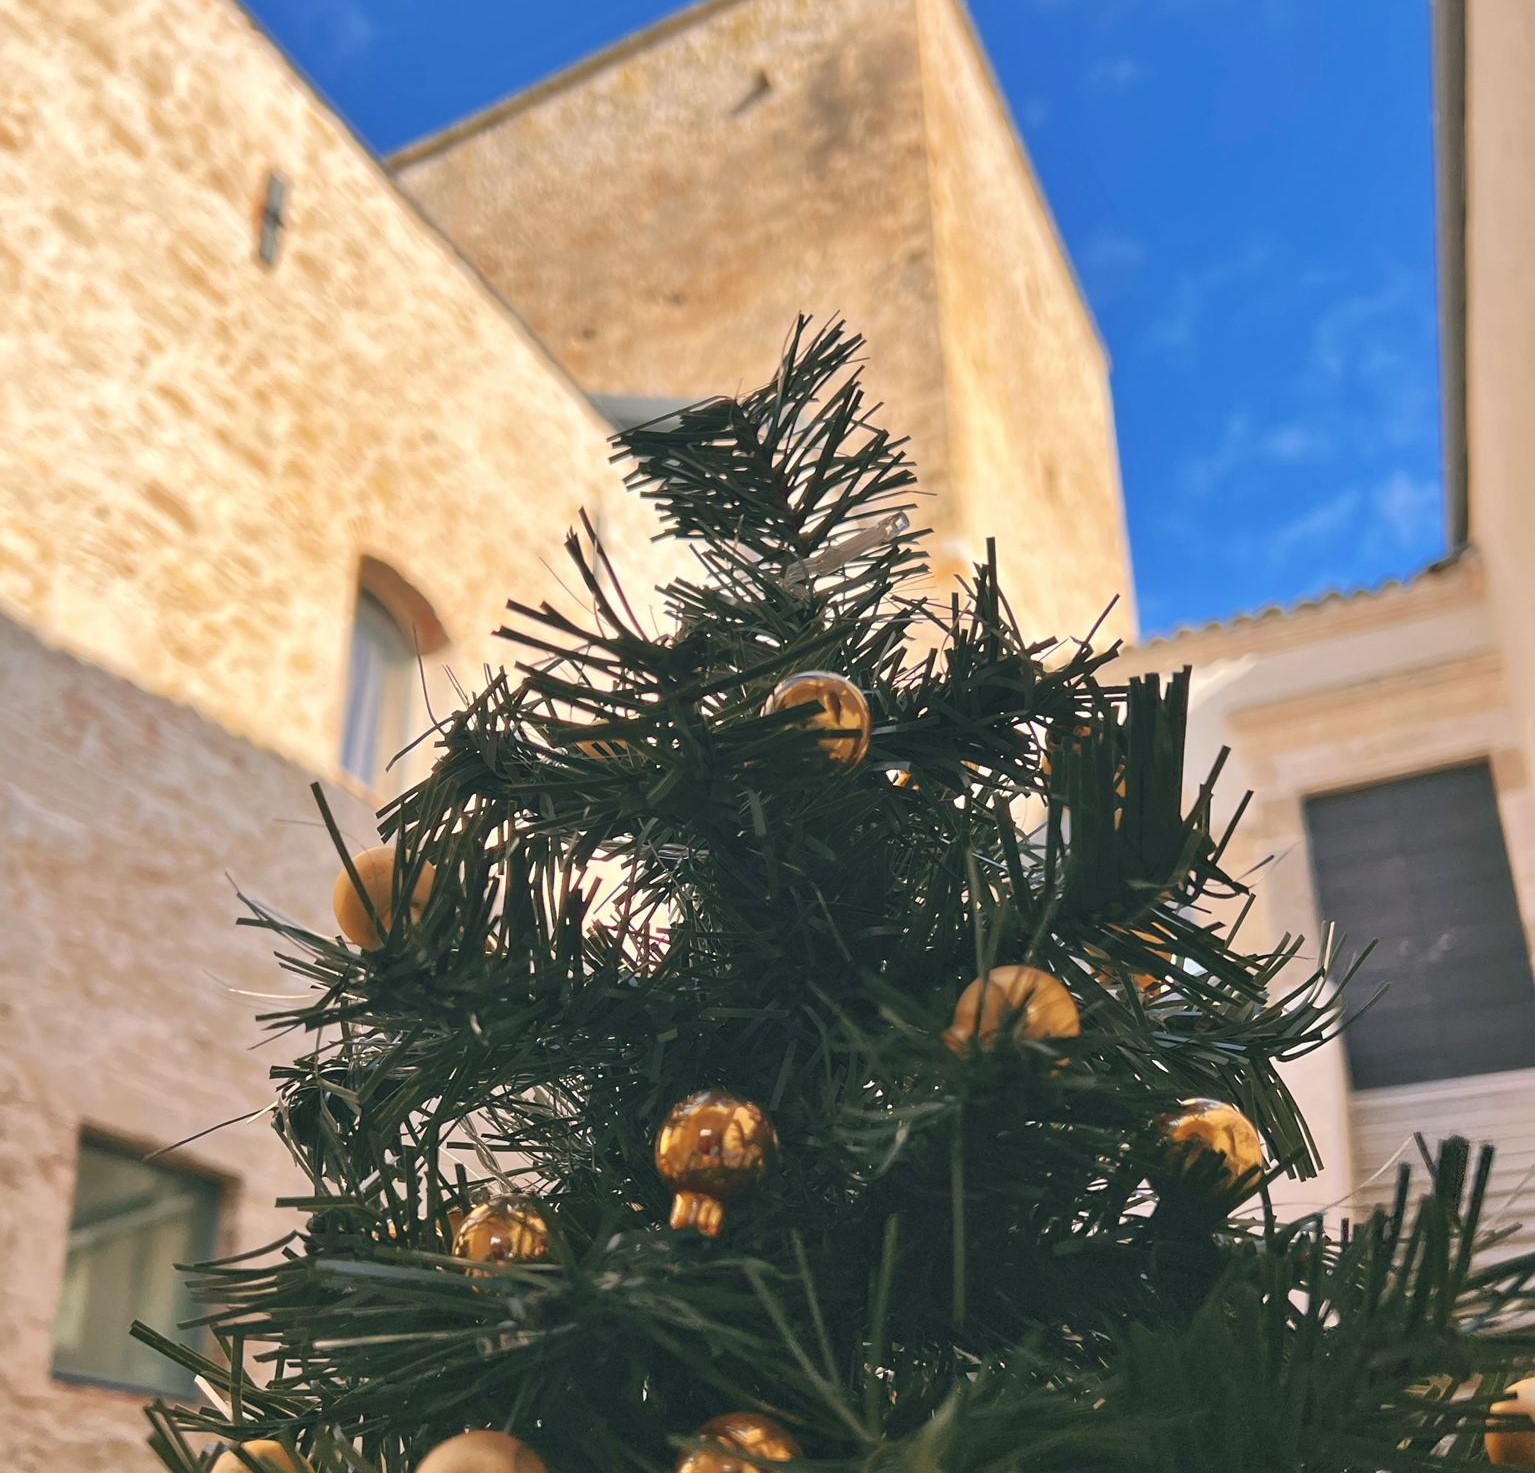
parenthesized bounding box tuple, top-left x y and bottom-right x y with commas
(452, 1196, 551, 1269)
(210, 1442, 312, 1473)
(1096, 923, 1174, 995)
(942, 965, 1081, 1054)
(1040, 722, 1095, 781)
(655, 1090, 777, 1237)
(677, 1412, 802, 1473)
(575, 735, 635, 761)
(331, 846, 435, 950)
(1487, 1378, 1535, 1466)
(761, 671, 872, 769)
(1162, 1099, 1265, 1194)
(417, 1430, 550, 1473)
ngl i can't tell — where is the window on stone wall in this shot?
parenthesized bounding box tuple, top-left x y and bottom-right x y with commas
(51, 1136, 223, 1397)
(340, 560, 446, 793)
(1304, 761, 1535, 1090)
(341, 590, 416, 790)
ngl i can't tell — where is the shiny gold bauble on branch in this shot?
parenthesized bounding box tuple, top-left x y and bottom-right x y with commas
(1039, 722, 1095, 780)
(654, 1089, 778, 1237)
(676, 1412, 803, 1473)
(1097, 923, 1175, 995)
(761, 670, 872, 769)
(942, 965, 1081, 1054)
(575, 735, 635, 761)
(210, 1441, 313, 1473)
(1487, 1379, 1535, 1466)
(331, 845, 435, 950)
(417, 1430, 550, 1473)
(452, 1196, 551, 1269)
(1161, 1099, 1266, 1194)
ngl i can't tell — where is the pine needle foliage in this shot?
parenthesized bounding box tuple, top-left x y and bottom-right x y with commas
(141, 320, 1535, 1472)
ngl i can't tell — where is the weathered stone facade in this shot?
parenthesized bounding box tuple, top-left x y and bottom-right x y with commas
(0, 0, 663, 1465)
(1, 613, 376, 1471)
(0, 0, 663, 783)
(393, 0, 1135, 641)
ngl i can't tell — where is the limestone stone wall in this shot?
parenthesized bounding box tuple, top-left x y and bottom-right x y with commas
(394, 0, 952, 565)
(1464, 1, 1535, 800)
(0, 0, 664, 786)
(916, 0, 1135, 643)
(0, 613, 376, 1473)
(393, 0, 1134, 632)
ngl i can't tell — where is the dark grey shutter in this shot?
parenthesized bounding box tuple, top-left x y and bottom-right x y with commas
(1304, 761, 1535, 1089)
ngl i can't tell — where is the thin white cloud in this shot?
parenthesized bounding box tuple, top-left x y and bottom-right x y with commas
(1182, 411, 1253, 497)
(1082, 230, 1146, 271)
(1142, 240, 1271, 359)
(1303, 274, 1438, 454)
(309, 0, 377, 60)
(1371, 469, 1441, 548)
(1267, 489, 1362, 565)
(1087, 56, 1145, 90)
(1309, 283, 1406, 381)
(1021, 98, 1051, 131)
(1181, 411, 1334, 500)
(1259, 424, 1332, 462)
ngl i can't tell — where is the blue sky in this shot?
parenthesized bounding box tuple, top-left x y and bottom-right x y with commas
(247, 0, 1444, 636)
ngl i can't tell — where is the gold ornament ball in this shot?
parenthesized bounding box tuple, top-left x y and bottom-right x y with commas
(417, 1430, 550, 1473)
(576, 735, 635, 761)
(1487, 1379, 1535, 1466)
(942, 965, 1081, 1054)
(331, 846, 435, 950)
(1162, 1099, 1265, 1194)
(761, 671, 872, 769)
(1098, 924, 1173, 995)
(210, 1441, 312, 1473)
(677, 1413, 802, 1473)
(452, 1196, 551, 1268)
(1040, 722, 1095, 780)
(655, 1089, 778, 1237)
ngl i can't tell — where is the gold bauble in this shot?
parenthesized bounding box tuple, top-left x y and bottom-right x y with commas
(654, 1090, 777, 1237)
(417, 1430, 550, 1473)
(331, 846, 435, 950)
(1162, 1099, 1265, 1194)
(1488, 1379, 1535, 1466)
(575, 735, 635, 761)
(1098, 923, 1173, 994)
(942, 965, 1081, 1054)
(452, 1197, 551, 1269)
(761, 671, 872, 769)
(210, 1442, 312, 1473)
(677, 1413, 802, 1473)
(1039, 722, 1094, 780)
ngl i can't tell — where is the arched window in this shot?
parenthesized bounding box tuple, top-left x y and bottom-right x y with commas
(339, 560, 447, 792)
(341, 591, 415, 789)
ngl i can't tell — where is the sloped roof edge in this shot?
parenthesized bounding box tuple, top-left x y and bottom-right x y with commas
(388, 0, 753, 170)
(222, 0, 609, 431)
(925, 0, 1107, 364)
(1128, 547, 1475, 656)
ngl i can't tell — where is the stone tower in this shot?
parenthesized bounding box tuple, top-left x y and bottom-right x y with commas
(392, 0, 1137, 642)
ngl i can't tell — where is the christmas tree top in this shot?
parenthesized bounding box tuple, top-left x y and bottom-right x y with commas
(142, 320, 1535, 1473)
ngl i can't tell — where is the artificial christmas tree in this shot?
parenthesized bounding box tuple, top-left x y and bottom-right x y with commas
(140, 320, 1535, 1472)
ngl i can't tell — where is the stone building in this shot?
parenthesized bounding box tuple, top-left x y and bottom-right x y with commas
(0, 0, 1130, 1467)
(1116, 0, 1535, 1244)
(391, 0, 1135, 640)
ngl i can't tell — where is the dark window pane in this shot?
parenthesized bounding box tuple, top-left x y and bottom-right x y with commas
(51, 1138, 221, 1396)
(1305, 762, 1535, 1089)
